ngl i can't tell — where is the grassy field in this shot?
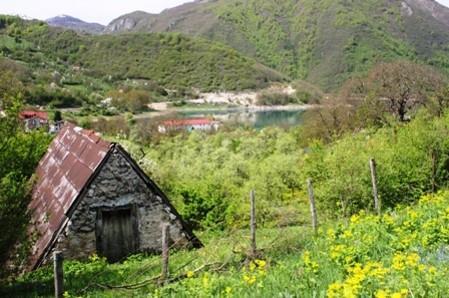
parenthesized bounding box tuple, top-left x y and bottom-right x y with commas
(3, 190, 449, 297)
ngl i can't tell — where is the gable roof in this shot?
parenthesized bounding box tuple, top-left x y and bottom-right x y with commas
(28, 123, 201, 270)
(28, 123, 111, 269)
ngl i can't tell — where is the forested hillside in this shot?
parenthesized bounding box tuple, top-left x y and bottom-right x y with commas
(0, 15, 284, 102)
(107, 0, 449, 90)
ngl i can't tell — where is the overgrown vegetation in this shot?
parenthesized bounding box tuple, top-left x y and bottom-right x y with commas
(0, 71, 51, 278)
(3, 188, 449, 297)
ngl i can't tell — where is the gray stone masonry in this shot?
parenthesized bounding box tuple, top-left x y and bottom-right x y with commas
(46, 148, 190, 262)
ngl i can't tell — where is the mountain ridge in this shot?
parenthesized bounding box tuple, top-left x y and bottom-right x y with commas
(46, 15, 105, 34)
(104, 0, 449, 90)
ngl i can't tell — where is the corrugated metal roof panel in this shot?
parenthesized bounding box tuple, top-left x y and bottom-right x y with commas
(28, 123, 112, 269)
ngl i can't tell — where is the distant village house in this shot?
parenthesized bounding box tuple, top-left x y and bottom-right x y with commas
(19, 110, 64, 133)
(19, 110, 49, 131)
(27, 124, 201, 269)
(158, 118, 220, 133)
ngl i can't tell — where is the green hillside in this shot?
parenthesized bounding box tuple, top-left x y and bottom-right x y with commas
(106, 0, 449, 90)
(0, 16, 284, 96)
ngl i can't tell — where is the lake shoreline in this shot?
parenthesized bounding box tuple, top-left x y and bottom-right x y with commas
(137, 103, 317, 119)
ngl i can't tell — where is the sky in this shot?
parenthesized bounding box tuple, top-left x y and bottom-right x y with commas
(0, 0, 193, 25)
(1, 0, 449, 25)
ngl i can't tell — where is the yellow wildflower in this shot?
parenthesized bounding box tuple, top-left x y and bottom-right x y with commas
(330, 244, 346, 260)
(405, 253, 420, 267)
(327, 228, 336, 240)
(327, 282, 343, 298)
(249, 261, 256, 272)
(383, 214, 394, 225)
(302, 251, 319, 273)
(375, 289, 388, 298)
(350, 214, 360, 224)
(186, 270, 194, 278)
(255, 259, 266, 269)
(243, 274, 256, 285)
(392, 253, 406, 271)
(408, 210, 418, 220)
(343, 230, 353, 239)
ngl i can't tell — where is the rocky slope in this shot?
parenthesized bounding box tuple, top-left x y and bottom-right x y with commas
(46, 15, 105, 34)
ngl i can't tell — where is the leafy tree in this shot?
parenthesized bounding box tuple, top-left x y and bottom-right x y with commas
(0, 72, 51, 278)
(53, 110, 62, 122)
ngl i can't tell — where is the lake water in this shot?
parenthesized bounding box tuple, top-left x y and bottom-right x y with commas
(176, 108, 307, 129)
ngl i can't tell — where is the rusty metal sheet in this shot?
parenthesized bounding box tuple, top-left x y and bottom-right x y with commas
(28, 123, 112, 270)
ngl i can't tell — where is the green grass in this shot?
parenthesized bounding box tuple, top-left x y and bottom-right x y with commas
(4, 191, 449, 297)
(0, 226, 314, 297)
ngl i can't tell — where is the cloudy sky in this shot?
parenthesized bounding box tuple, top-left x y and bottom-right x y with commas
(1, 0, 449, 25)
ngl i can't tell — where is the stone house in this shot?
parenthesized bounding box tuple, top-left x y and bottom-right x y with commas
(27, 123, 201, 269)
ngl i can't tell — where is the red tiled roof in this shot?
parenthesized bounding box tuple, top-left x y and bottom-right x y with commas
(19, 110, 49, 121)
(28, 123, 111, 269)
(161, 118, 216, 127)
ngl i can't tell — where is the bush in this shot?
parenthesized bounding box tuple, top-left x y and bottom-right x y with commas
(256, 91, 299, 106)
(0, 73, 51, 278)
(302, 110, 449, 216)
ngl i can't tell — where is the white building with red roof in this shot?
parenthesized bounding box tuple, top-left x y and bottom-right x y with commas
(19, 110, 49, 131)
(158, 117, 220, 133)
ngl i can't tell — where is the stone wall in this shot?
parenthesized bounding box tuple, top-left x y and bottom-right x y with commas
(47, 148, 191, 262)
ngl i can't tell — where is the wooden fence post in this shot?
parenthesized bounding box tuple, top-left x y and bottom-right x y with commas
(369, 158, 381, 216)
(306, 179, 318, 234)
(53, 251, 63, 298)
(250, 189, 257, 257)
(161, 224, 170, 283)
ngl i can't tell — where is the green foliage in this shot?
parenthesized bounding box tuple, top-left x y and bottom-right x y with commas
(255, 90, 307, 106)
(120, 127, 304, 230)
(107, 89, 151, 114)
(16, 22, 284, 92)
(6, 192, 449, 297)
(0, 72, 51, 278)
(302, 111, 449, 215)
(193, 0, 449, 90)
(117, 108, 449, 230)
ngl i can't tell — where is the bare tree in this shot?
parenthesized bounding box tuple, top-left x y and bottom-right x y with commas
(300, 61, 446, 143)
(366, 61, 444, 122)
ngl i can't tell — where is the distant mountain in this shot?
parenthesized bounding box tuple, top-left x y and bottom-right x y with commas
(46, 15, 105, 35)
(105, 0, 449, 90)
(104, 11, 156, 33)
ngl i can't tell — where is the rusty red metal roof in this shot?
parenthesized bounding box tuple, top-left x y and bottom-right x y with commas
(19, 110, 49, 121)
(28, 123, 111, 269)
(161, 118, 217, 127)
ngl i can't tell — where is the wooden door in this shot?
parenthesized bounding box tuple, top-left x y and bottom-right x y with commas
(96, 207, 137, 262)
